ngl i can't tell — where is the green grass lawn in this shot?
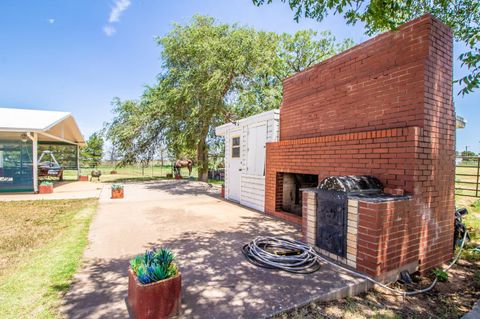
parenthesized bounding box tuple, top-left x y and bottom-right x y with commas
(0, 199, 97, 319)
(63, 163, 224, 185)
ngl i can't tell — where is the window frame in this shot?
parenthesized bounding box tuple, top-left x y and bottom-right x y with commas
(231, 136, 240, 158)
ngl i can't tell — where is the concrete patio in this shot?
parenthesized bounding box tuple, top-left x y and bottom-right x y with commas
(61, 180, 369, 319)
(0, 181, 103, 201)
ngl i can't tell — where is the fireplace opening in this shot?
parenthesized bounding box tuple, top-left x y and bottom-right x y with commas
(278, 173, 318, 216)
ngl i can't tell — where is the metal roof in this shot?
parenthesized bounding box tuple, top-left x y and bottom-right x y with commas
(0, 107, 85, 145)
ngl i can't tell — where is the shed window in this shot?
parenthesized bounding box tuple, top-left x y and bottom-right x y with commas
(231, 137, 240, 158)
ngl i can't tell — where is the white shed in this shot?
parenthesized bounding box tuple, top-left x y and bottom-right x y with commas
(215, 110, 279, 211)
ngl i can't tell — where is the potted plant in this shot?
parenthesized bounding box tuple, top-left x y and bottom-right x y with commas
(111, 184, 124, 199)
(128, 247, 181, 319)
(39, 181, 54, 194)
(79, 175, 89, 181)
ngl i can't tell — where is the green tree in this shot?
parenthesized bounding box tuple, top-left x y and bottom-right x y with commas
(153, 15, 278, 181)
(235, 29, 353, 116)
(106, 16, 353, 182)
(80, 132, 104, 168)
(252, 0, 480, 95)
(461, 150, 477, 160)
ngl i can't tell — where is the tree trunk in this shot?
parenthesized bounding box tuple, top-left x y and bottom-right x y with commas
(197, 140, 209, 182)
(197, 125, 210, 182)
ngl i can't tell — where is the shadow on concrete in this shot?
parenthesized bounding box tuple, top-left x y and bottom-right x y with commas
(143, 180, 221, 198)
(62, 211, 365, 319)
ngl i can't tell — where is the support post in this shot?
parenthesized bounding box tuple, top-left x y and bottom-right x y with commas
(77, 145, 80, 180)
(32, 132, 38, 193)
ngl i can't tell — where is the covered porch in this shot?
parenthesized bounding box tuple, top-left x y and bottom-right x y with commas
(0, 108, 85, 193)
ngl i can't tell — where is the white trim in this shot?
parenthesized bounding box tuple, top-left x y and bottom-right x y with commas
(215, 109, 279, 136)
(43, 113, 72, 131)
(37, 131, 79, 145)
(0, 108, 85, 146)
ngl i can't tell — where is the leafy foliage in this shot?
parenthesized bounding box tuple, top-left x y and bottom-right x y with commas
(461, 150, 477, 160)
(252, 0, 480, 95)
(130, 247, 178, 284)
(111, 184, 123, 190)
(80, 133, 104, 168)
(432, 268, 449, 282)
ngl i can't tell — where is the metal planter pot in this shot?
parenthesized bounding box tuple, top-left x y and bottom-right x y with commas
(127, 268, 181, 319)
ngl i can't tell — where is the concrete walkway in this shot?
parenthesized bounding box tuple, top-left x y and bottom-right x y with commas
(61, 180, 368, 319)
(0, 181, 103, 201)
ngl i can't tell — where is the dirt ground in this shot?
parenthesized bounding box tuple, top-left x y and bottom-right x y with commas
(277, 258, 480, 319)
(278, 198, 480, 319)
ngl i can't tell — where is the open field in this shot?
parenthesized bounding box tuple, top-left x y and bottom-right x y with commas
(0, 199, 97, 319)
(455, 160, 480, 197)
(64, 163, 224, 184)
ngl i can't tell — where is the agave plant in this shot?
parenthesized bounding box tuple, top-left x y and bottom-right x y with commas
(130, 247, 178, 284)
(112, 184, 124, 190)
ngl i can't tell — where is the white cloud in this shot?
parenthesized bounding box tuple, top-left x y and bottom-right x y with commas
(108, 0, 131, 23)
(48, 18, 55, 24)
(103, 25, 117, 36)
(103, 0, 131, 36)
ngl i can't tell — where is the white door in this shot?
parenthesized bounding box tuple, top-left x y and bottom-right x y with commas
(247, 124, 267, 176)
(228, 133, 241, 202)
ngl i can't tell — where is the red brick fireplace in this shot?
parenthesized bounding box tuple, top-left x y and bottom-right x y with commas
(264, 14, 455, 277)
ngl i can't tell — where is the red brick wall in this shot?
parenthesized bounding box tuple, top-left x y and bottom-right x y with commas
(415, 16, 455, 271)
(265, 14, 455, 274)
(280, 16, 430, 141)
(265, 127, 419, 207)
(357, 200, 420, 276)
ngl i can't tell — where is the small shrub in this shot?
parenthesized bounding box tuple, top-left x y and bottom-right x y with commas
(130, 247, 178, 284)
(40, 181, 53, 186)
(432, 268, 448, 282)
(111, 184, 124, 190)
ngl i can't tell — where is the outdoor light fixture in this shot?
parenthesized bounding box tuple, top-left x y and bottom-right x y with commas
(20, 133, 28, 143)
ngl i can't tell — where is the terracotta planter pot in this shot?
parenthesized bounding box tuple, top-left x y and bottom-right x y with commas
(127, 268, 181, 319)
(39, 184, 53, 194)
(79, 175, 89, 182)
(166, 173, 173, 179)
(221, 185, 225, 198)
(111, 188, 124, 199)
(110, 170, 118, 175)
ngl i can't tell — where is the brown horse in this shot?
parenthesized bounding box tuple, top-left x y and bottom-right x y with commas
(173, 159, 193, 176)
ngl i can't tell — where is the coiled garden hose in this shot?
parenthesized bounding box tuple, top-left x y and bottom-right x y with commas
(243, 231, 469, 296)
(242, 237, 321, 274)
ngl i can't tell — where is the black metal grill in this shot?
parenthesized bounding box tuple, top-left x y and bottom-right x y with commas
(315, 175, 384, 258)
(316, 190, 348, 257)
(318, 175, 383, 194)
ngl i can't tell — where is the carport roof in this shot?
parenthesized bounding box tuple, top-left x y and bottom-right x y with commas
(0, 107, 85, 146)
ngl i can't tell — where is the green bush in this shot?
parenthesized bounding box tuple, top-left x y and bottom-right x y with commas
(130, 247, 178, 284)
(432, 268, 448, 282)
(111, 184, 124, 190)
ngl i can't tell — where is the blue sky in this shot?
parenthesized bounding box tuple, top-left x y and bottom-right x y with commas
(0, 0, 478, 152)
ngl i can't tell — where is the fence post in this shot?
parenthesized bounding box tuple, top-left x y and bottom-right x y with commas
(476, 156, 480, 198)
